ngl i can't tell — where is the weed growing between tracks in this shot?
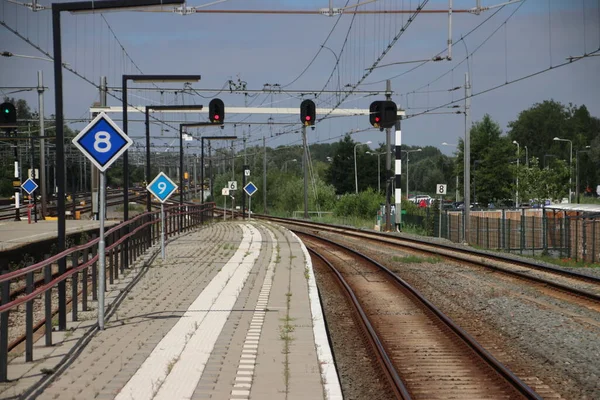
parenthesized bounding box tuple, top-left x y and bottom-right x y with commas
(392, 255, 442, 264)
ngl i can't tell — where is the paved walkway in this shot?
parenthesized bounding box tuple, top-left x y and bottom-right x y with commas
(0, 220, 119, 252)
(1, 221, 341, 400)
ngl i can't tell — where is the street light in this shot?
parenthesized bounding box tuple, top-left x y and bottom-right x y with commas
(553, 137, 573, 203)
(282, 159, 297, 172)
(145, 104, 204, 213)
(51, 0, 185, 337)
(576, 145, 591, 203)
(354, 140, 372, 194)
(512, 140, 520, 208)
(401, 148, 422, 200)
(366, 151, 384, 193)
(124, 75, 200, 220)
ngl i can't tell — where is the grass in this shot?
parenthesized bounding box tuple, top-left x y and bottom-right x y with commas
(313, 215, 375, 229)
(392, 255, 441, 264)
(525, 253, 600, 269)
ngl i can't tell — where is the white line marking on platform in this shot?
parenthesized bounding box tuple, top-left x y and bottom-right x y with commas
(289, 229, 344, 400)
(115, 224, 262, 400)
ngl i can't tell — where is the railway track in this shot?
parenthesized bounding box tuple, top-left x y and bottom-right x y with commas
(300, 232, 541, 399)
(259, 216, 600, 307)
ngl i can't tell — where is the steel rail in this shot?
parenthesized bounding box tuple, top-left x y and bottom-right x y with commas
(308, 247, 411, 399)
(300, 231, 542, 400)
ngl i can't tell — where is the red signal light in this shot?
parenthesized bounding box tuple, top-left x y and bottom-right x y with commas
(214, 114, 220, 120)
(375, 116, 380, 122)
(305, 115, 311, 121)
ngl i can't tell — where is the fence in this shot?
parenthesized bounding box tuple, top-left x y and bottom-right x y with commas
(406, 208, 600, 263)
(0, 202, 215, 382)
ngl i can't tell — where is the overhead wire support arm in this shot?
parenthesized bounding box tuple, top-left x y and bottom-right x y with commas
(469, 0, 522, 15)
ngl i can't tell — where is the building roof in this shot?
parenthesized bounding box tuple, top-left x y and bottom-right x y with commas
(544, 203, 600, 214)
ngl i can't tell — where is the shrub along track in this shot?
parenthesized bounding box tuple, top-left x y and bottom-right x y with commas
(299, 231, 541, 400)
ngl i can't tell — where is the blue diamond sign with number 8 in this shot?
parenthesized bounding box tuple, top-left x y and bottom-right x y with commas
(71, 112, 133, 172)
(147, 172, 178, 203)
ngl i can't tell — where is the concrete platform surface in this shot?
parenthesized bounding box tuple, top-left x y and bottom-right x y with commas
(0, 220, 120, 252)
(0, 220, 342, 400)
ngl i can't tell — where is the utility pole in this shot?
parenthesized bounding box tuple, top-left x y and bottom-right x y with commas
(302, 124, 308, 219)
(13, 139, 20, 221)
(231, 141, 235, 180)
(91, 77, 105, 220)
(242, 129, 247, 218)
(385, 80, 392, 232)
(463, 72, 471, 243)
(394, 118, 402, 230)
(263, 136, 267, 214)
(37, 71, 47, 219)
(209, 142, 213, 200)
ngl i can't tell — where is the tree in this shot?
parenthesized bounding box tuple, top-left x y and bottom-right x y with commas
(517, 157, 569, 204)
(325, 134, 377, 195)
(456, 114, 513, 205)
(508, 100, 600, 195)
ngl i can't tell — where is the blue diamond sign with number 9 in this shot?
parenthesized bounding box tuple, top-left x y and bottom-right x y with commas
(72, 112, 133, 172)
(147, 172, 178, 203)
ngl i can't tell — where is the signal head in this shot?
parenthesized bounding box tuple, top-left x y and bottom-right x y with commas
(300, 99, 316, 126)
(208, 98, 225, 124)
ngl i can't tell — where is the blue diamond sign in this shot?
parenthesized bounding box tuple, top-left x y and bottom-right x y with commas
(147, 172, 178, 203)
(71, 112, 133, 172)
(244, 182, 258, 197)
(21, 178, 38, 195)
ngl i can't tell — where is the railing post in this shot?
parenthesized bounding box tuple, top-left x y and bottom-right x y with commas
(91, 234, 98, 301)
(592, 219, 597, 264)
(486, 217, 490, 249)
(0, 266, 9, 382)
(26, 271, 34, 362)
(72, 250, 79, 322)
(82, 247, 89, 312)
(575, 216, 579, 262)
(44, 257, 53, 346)
(108, 233, 114, 285)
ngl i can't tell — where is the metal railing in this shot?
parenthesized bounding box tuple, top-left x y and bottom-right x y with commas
(405, 208, 599, 263)
(0, 202, 215, 382)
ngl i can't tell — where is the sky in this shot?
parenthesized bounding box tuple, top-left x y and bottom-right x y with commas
(1, 0, 599, 157)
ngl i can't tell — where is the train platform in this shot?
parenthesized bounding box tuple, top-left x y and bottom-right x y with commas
(0, 219, 120, 253)
(1, 220, 342, 400)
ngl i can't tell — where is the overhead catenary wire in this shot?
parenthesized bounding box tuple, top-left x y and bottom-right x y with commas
(404, 48, 600, 119)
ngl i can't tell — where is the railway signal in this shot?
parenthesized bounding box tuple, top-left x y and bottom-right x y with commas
(369, 100, 397, 129)
(300, 99, 316, 126)
(209, 98, 225, 124)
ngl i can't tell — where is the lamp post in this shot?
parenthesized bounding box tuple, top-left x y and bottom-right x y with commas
(524, 145, 529, 167)
(366, 151, 384, 193)
(354, 140, 372, 194)
(553, 137, 573, 203)
(51, 0, 184, 337)
(576, 145, 591, 203)
(145, 104, 204, 212)
(442, 142, 459, 202)
(282, 159, 297, 172)
(512, 140, 520, 208)
(401, 148, 422, 200)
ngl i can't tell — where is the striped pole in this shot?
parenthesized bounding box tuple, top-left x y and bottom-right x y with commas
(394, 120, 402, 228)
